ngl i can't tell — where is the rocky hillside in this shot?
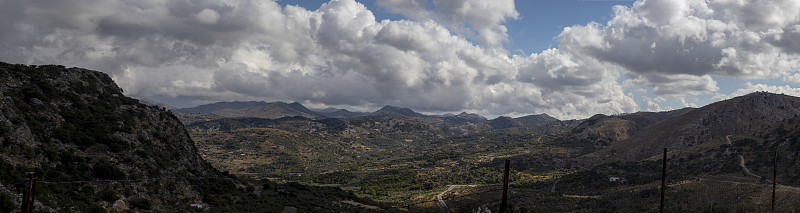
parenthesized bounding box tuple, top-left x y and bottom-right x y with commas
(0, 63, 378, 212)
(569, 108, 694, 148)
(0, 63, 234, 211)
(585, 92, 800, 163)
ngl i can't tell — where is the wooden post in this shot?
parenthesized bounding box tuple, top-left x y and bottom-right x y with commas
(21, 172, 36, 213)
(660, 148, 667, 213)
(501, 159, 510, 213)
(772, 151, 777, 212)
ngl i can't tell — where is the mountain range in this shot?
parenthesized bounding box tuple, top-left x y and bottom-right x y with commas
(180, 89, 800, 211)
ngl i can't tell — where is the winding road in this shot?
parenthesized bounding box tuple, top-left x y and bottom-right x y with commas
(723, 135, 800, 192)
(437, 185, 466, 213)
(727, 135, 761, 178)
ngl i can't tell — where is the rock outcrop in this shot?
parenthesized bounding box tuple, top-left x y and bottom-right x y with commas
(0, 62, 233, 212)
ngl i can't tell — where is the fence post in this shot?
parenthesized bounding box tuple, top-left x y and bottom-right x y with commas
(21, 172, 36, 213)
(772, 150, 777, 212)
(501, 159, 510, 213)
(660, 148, 666, 213)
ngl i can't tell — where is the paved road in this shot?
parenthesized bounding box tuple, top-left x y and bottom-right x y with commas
(437, 185, 466, 213)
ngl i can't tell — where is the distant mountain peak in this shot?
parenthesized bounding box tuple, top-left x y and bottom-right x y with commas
(173, 101, 266, 114)
(176, 100, 322, 119)
(452, 112, 486, 119)
(371, 105, 425, 117)
(488, 116, 521, 129)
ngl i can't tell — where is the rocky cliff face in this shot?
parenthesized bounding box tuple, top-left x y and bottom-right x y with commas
(0, 62, 232, 212)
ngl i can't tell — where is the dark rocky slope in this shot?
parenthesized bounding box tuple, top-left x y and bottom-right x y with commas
(0, 63, 233, 211)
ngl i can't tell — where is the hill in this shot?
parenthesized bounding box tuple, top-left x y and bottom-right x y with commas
(316, 108, 367, 118)
(175, 101, 324, 124)
(585, 92, 800, 163)
(212, 101, 323, 119)
(569, 108, 694, 148)
(173, 101, 267, 114)
(515, 113, 559, 126)
(366, 105, 427, 118)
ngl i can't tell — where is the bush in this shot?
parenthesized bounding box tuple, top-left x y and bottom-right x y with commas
(92, 160, 125, 180)
(85, 206, 106, 213)
(0, 192, 14, 213)
(97, 187, 116, 202)
(128, 198, 152, 210)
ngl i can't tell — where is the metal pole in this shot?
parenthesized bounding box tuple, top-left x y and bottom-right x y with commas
(21, 172, 36, 213)
(501, 159, 510, 213)
(660, 148, 667, 213)
(772, 151, 777, 212)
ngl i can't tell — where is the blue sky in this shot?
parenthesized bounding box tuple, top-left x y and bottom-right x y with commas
(3, 0, 800, 119)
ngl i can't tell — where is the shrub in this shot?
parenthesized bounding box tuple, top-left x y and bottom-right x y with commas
(128, 198, 152, 210)
(0, 192, 14, 213)
(92, 160, 125, 180)
(97, 187, 116, 202)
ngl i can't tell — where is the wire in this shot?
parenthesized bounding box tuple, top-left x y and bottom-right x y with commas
(37, 176, 233, 185)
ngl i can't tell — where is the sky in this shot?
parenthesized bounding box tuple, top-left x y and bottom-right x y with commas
(2, 0, 800, 119)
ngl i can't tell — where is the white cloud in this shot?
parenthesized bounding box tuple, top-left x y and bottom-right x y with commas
(714, 82, 800, 101)
(4, 0, 800, 119)
(677, 96, 697, 108)
(558, 0, 800, 96)
(195, 8, 221, 25)
(641, 96, 672, 112)
(0, 0, 639, 119)
(782, 73, 800, 83)
(376, 0, 519, 46)
(624, 73, 719, 96)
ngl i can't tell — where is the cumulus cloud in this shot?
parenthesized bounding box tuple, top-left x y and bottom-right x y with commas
(558, 0, 800, 95)
(641, 96, 672, 112)
(714, 82, 800, 101)
(375, 0, 519, 46)
(0, 0, 636, 119)
(624, 73, 719, 96)
(3, 0, 800, 119)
